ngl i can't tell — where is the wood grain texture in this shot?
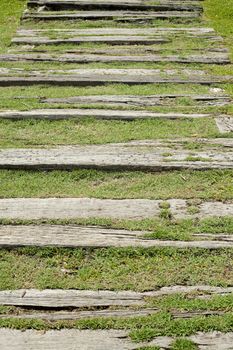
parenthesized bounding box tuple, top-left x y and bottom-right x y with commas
(0, 198, 232, 220)
(0, 329, 137, 350)
(1, 286, 233, 308)
(215, 117, 233, 133)
(27, 0, 203, 11)
(12, 36, 169, 45)
(0, 109, 221, 121)
(0, 53, 229, 64)
(1, 225, 233, 248)
(0, 139, 232, 171)
(1, 68, 231, 86)
(40, 94, 232, 107)
(150, 332, 233, 349)
(22, 10, 201, 21)
(0, 309, 225, 321)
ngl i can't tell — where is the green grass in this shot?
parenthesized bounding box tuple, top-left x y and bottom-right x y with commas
(0, 169, 232, 201)
(1, 247, 233, 290)
(0, 118, 221, 147)
(0, 0, 27, 53)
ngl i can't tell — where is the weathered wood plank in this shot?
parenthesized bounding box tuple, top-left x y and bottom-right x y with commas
(0, 139, 232, 171)
(1, 287, 233, 308)
(0, 329, 138, 350)
(0, 109, 222, 121)
(0, 308, 160, 321)
(1, 225, 233, 248)
(0, 309, 226, 321)
(12, 36, 169, 45)
(215, 117, 233, 133)
(15, 27, 216, 36)
(0, 68, 231, 86)
(150, 332, 233, 349)
(40, 94, 232, 107)
(22, 10, 201, 22)
(1, 52, 229, 64)
(27, 0, 203, 12)
(0, 198, 232, 220)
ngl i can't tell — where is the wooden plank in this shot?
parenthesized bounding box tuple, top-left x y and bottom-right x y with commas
(0, 198, 232, 220)
(40, 94, 232, 107)
(22, 10, 201, 21)
(1, 287, 233, 308)
(0, 309, 226, 321)
(1, 52, 230, 64)
(0, 139, 232, 171)
(0, 109, 222, 121)
(12, 36, 169, 45)
(0, 329, 138, 350)
(150, 332, 233, 349)
(15, 27, 216, 36)
(215, 117, 233, 133)
(27, 0, 203, 11)
(0, 308, 160, 321)
(0, 69, 231, 86)
(1, 225, 233, 248)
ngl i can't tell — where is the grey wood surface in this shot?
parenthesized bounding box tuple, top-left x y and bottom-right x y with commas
(0, 109, 220, 120)
(0, 53, 229, 64)
(22, 10, 201, 21)
(0, 198, 232, 220)
(215, 117, 233, 133)
(1, 225, 233, 248)
(0, 329, 138, 350)
(1, 286, 233, 307)
(0, 139, 232, 171)
(27, 0, 203, 12)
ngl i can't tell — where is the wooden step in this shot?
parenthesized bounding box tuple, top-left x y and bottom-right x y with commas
(22, 10, 201, 22)
(1, 52, 230, 64)
(12, 35, 170, 45)
(0, 197, 232, 220)
(0, 139, 232, 171)
(1, 225, 233, 248)
(27, 0, 203, 12)
(0, 286, 232, 308)
(15, 27, 217, 37)
(39, 94, 231, 107)
(0, 69, 231, 86)
(0, 109, 224, 121)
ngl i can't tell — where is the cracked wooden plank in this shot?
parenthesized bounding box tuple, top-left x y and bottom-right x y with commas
(0, 309, 226, 321)
(215, 117, 233, 133)
(0, 308, 160, 321)
(0, 52, 230, 64)
(1, 225, 233, 248)
(27, 0, 203, 12)
(0, 109, 223, 121)
(22, 11, 201, 22)
(0, 329, 139, 350)
(40, 94, 232, 107)
(0, 198, 232, 220)
(1, 287, 233, 308)
(0, 139, 232, 171)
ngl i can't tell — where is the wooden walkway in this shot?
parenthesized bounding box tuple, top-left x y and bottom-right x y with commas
(0, 0, 233, 348)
